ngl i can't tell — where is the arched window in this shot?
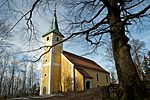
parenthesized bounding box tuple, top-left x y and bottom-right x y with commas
(86, 81, 91, 89)
(47, 37, 49, 41)
(56, 36, 59, 41)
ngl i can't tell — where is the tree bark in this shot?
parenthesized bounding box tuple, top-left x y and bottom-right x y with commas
(107, 0, 144, 99)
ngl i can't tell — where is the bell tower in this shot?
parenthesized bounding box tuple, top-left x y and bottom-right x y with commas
(40, 8, 64, 95)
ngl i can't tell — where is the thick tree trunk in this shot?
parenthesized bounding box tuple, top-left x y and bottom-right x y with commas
(107, 1, 144, 99)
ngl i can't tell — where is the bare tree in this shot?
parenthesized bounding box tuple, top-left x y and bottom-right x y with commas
(0, 18, 12, 54)
(0, 51, 40, 97)
(130, 39, 146, 79)
(21, 62, 27, 96)
(1, 0, 150, 99)
(0, 53, 10, 95)
(142, 51, 150, 79)
(59, 0, 150, 99)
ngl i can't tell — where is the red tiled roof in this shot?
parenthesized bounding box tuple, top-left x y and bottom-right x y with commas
(63, 51, 109, 74)
(76, 68, 93, 79)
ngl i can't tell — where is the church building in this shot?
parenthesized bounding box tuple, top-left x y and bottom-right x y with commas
(40, 9, 110, 95)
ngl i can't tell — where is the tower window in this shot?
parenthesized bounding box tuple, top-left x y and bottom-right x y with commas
(56, 36, 59, 41)
(97, 74, 99, 81)
(47, 37, 49, 41)
(44, 74, 46, 76)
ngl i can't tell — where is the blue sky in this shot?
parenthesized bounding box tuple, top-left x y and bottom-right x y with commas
(35, 7, 150, 68)
(1, 0, 150, 71)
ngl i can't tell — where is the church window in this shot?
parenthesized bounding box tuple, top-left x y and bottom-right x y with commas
(45, 60, 47, 62)
(86, 81, 91, 89)
(47, 37, 49, 41)
(106, 75, 109, 82)
(45, 74, 46, 76)
(97, 74, 99, 81)
(56, 36, 59, 41)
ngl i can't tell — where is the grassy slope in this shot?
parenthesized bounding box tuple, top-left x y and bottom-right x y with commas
(31, 87, 102, 100)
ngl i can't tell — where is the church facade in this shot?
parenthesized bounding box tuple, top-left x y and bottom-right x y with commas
(40, 10, 110, 95)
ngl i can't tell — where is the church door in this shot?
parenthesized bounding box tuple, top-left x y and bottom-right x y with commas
(43, 86, 46, 95)
(86, 81, 90, 89)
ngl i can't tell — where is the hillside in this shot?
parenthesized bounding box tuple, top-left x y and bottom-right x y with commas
(9, 87, 104, 100)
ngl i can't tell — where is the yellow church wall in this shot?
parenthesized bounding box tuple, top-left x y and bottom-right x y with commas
(43, 52, 50, 64)
(40, 33, 53, 95)
(52, 33, 63, 93)
(82, 68, 110, 87)
(52, 65, 61, 92)
(52, 51, 61, 92)
(61, 54, 74, 92)
(41, 65, 49, 94)
(41, 33, 61, 94)
(75, 68, 84, 91)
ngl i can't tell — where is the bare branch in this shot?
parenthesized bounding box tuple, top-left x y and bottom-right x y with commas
(124, 0, 144, 10)
(124, 4, 150, 22)
(2, 0, 41, 39)
(72, 6, 106, 25)
(20, 15, 108, 62)
(0, 0, 7, 8)
(26, 0, 41, 20)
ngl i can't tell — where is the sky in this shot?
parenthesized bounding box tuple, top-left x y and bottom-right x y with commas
(1, 0, 150, 72)
(33, 6, 150, 70)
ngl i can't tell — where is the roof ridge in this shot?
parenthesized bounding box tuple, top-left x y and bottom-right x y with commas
(63, 50, 96, 63)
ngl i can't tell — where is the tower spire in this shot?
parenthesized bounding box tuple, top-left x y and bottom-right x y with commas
(42, 5, 64, 37)
(51, 5, 59, 32)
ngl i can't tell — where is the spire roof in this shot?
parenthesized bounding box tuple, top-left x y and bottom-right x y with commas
(50, 8, 59, 33)
(42, 8, 64, 37)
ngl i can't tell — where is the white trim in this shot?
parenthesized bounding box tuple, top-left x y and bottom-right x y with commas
(61, 43, 63, 52)
(48, 33, 54, 94)
(40, 36, 47, 95)
(72, 65, 75, 91)
(43, 63, 50, 66)
(40, 67, 42, 95)
(54, 63, 61, 66)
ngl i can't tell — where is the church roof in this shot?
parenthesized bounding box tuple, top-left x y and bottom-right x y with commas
(76, 68, 93, 78)
(63, 51, 109, 74)
(42, 9, 64, 37)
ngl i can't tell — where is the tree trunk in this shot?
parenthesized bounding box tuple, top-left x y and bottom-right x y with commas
(107, 1, 144, 99)
(0, 71, 4, 95)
